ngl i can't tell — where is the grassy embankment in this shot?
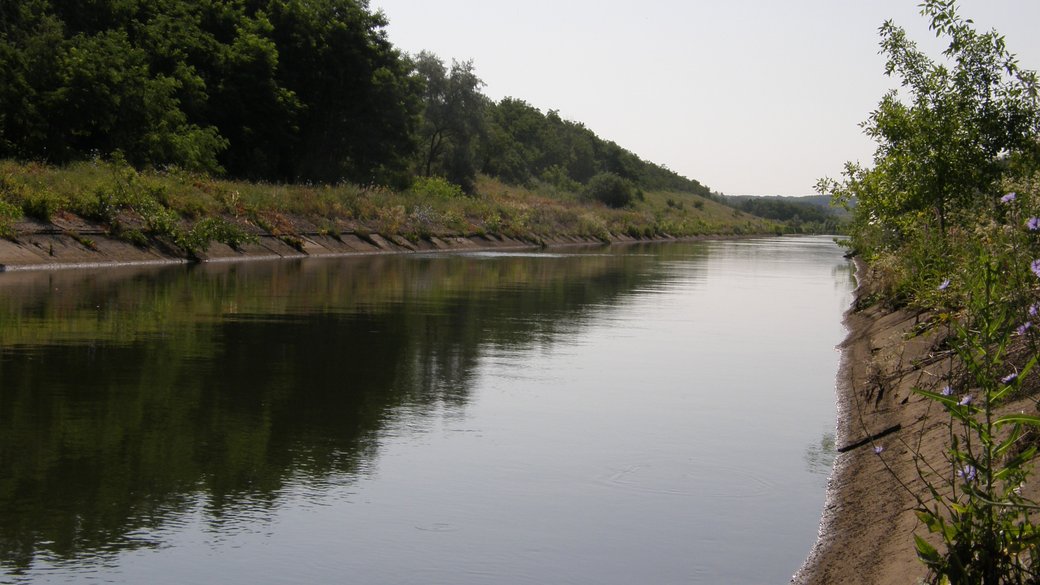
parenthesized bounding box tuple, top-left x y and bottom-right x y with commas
(0, 159, 784, 261)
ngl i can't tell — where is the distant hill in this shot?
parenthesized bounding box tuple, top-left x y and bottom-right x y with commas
(717, 194, 851, 235)
(725, 194, 853, 220)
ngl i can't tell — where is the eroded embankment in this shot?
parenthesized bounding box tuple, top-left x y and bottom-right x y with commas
(794, 259, 1040, 584)
(792, 266, 935, 584)
(0, 215, 687, 272)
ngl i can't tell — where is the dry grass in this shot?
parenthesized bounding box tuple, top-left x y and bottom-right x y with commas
(0, 159, 782, 250)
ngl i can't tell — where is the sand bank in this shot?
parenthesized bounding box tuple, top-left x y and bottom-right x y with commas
(795, 258, 1039, 584)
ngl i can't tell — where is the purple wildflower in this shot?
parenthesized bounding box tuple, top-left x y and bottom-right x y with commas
(874, 445, 884, 455)
(938, 278, 951, 291)
(1002, 192, 1017, 203)
(941, 385, 953, 396)
(958, 394, 974, 406)
(1028, 217, 1040, 231)
(1030, 304, 1039, 317)
(957, 464, 977, 482)
(1032, 260, 1040, 278)
(1018, 321, 1033, 336)
(1002, 373, 1018, 385)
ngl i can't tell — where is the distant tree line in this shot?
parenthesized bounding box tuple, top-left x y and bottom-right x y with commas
(727, 196, 845, 234)
(0, 0, 714, 200)
(732, 197, 834, 224)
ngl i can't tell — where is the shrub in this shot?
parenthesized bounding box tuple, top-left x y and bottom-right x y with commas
(182, 217, 257, 253)
(22, 194, 62, 221)
(583, 172, 634, 209)
(412, 176, 465, 200)
(0, 199, 22, 239)
(578, 213, 611, 242)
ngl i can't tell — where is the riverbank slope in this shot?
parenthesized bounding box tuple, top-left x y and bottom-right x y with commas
(794, 257, 935, 584)
(795, 259, 1040, 584)
(0, 214, 629, 271)
(0, 160, 794, 271)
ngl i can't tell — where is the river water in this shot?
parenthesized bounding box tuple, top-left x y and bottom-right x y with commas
(0, 236, 853, 585)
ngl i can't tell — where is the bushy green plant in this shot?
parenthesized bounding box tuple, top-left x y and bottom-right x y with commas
(22, 193, 62, 221)
(0, 199, 22, 239)
(824, 0, 1040, 256)
(906, 223, 1040, 582)
(412, 176, 465, 200)
(577, 213, 611, 242)
(114, 227, 149, 247)
(181, 217, 257, 253)
(482, 210, 502, 233)
(583, 172, 634, 209)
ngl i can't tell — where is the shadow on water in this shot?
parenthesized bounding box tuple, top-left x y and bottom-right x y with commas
(0, 249, 700, 575)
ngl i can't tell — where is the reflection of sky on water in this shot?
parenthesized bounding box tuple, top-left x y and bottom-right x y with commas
(0, 236, 853, 585)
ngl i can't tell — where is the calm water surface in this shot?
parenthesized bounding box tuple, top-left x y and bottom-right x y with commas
(0, 236, 853, 584)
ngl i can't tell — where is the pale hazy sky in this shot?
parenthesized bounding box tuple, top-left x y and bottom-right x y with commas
(368, 0, 1040, 196)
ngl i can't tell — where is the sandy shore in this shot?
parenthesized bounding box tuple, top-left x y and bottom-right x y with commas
(794, 259, 1039, 584)
(793, 257, 934, 584)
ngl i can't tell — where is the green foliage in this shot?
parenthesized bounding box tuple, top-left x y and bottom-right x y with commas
(478, 98, 716, 198)
(731, 196, 845, 234)
(0, 159, 782, 257)
(0, 199, 22, 239)
(577, 213, 611, 242)
(412, 175, 466, 200)
(827, 2, 1040, 581)
(414, 52, 486, 193)
(178, 218, 256, 255)
(734, 197, 833, 223)
(910, 243, 1040, 584)
(583, 172, 635, 209)
(0, 0, 419, 184)
(0, 0, 728, 205)
(21, 193, 60, 222)
(822, 0, 1040, 254)
(270, 0, 421, 185)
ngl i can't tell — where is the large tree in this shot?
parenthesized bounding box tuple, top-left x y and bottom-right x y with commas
(825, 0, 1040, 243)
(268, 0, 420, 185)
(413, 51, 485, 193)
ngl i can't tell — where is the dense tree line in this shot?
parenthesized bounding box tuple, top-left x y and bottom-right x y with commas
(730, 196, 844, 234)
(732, 197, 834, 224)
(0, 0, 421, 185)
(476, 94, 713, 197)
(0, 0, 714, 199)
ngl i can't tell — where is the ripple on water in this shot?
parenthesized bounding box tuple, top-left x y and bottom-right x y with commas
(595, 458, 776, 499)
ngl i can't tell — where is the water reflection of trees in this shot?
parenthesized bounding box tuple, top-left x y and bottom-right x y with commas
(0, 248, 697, 573)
